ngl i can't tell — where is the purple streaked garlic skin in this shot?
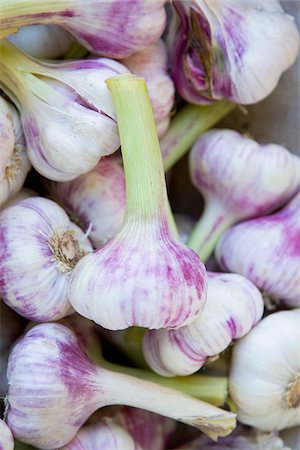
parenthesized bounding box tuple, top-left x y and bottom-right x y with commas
(0, 419, 14, 450)
(47, 156, 126, 248)
(0, 0, 166, 59)
(6, 323, 236, 448)
(0, 197, 92, 321)
(168, 0, 299, 105)
(143, 272, 264, 377)
(187, 129, 300, 260)
(0, 97, 31, 208)
(216, 192, 300, 308)
(122, 40, 175, 138)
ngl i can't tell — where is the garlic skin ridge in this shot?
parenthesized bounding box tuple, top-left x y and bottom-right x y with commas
(143, 272, 264, 377)
(47, 156, 126, 248)
(0, 197, 93, 321)
(6, 323, 236, 449)
(229, 309, 300, 432)
(122, 40, 175, 138)
(0, 97, 31, 208)
(0, 38, 129, 181)
(0, 419, 14, 450)
(168, 0, 300, 104)
(187, 129, 300, 261)
(216, 192, 300, 307)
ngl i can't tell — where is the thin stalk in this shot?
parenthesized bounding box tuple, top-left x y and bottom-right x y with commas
(161, 101, 235, 171)
(106, 74, 169, 223)
(187, 201, 234, 262)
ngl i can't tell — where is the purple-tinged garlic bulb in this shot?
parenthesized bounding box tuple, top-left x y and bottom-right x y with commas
(216, 192, 300, 308)
(187, 129, 300, 261)
(8, 25, 73, 58)
(0, 0, 166, 58)
(168, 0, 299, 105)
(47, 156, 126, 248)
(0, 97, 31, 208)
(0, 39, 129, 181)
(230, 310, 300, 432)
(69, 75, 207, 331)
(6, 323, 236, 449)
(143, 272, 264, 377)
(122, 40, 175, 138)
(0, 197, 92, 321)
(0, 419, 14, 450)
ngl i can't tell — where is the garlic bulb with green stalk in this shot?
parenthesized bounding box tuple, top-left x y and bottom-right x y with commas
(6, 323, 236, 449)
(122, 40, 175, 138)
(0, 197, 92, 321)
(168, 0, 299, 104)
(216, 192, 300, 308)
(0, 419, 14, 450)
(143, 272, 264, 376)
(0, 96, 31, 207)
(69, 74, 207, 331)
(0, 38, 129, 181)
(0, 0, 166, 58)
(8, 24, 73, 58)
(230, 309, 300, 431)
(46, 156, 126, 248)
(187, 129, 300, 261)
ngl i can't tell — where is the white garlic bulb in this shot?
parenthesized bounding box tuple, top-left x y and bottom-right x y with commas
(230, 310, 300, 431)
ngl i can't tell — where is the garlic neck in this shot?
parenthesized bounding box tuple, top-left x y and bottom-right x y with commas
(48, 230, 86, 273)
(285, 374, 300, 409)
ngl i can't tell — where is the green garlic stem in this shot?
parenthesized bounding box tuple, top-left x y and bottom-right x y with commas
(106, 74, 169, 222)
(161, 101, 235, 171)
(187, 201, 234, 262)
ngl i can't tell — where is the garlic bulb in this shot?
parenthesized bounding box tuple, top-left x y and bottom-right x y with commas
(0, 38, 129, 181)
(143, 272, 264, 376)
(69, 74, 207, 330)
(6, 323, 236, 449)
(0, 419, 14, 450)
(216, 192, 300, 308)
(122, 40, 175, 138)
(229, 309, 300, 431)
(47, 156, 126, 248)
(0, 97, 31, 207)
(187, 129, 300, 261)
(0, 0, 166, 58)
(168, 0, 299, 104)
(0, 197, 92, 321)
(8, 25, 73, 58)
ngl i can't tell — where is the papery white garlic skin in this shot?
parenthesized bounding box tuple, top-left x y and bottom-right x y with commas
(169, 0, 300, 104)
(0, 419, 14, 450)
(230, 309, 300, 431)
(0, 197, 92, 321)
(61, 419, 141, 450)
(0, 97, 31, 207)
(143, 272, 264, 376)
(190, 129, 300, 219)
(8, 25, 73, 58)
(216, 192, 300, 307)
(122, 40, 175, 138)
(47, 156, 126, 247)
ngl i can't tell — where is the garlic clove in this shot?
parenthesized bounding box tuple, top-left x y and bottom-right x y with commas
(122, 40, 175, 138)
(6, 323, 236, 449)
(0, 0, 166, 58)
(143, 272, 264, 376)
(0, 419, 14, 450)
(216, 192, 300, 308)
(187, 129, 300, 261)
(0, 39, 129, 181)
(46, 156, 126, 248)
(0, 197, 93, 321)
(229, 309, 300, 431)
(0, 97, 31, 207)
(168, 0, 300, 104)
